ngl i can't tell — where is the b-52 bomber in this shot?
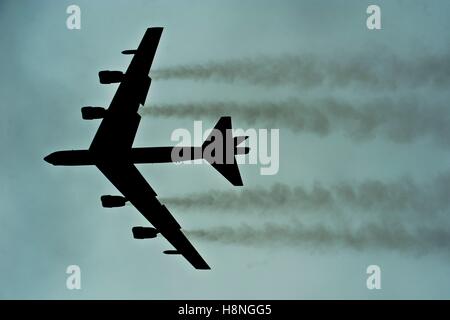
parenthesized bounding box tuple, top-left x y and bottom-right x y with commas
(44, 27, 248, 270)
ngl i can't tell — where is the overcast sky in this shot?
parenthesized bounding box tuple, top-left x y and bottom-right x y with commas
(1, 0, 450, 299)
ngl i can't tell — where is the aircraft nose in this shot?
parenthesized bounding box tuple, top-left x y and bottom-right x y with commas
(44, 153, 55, 165)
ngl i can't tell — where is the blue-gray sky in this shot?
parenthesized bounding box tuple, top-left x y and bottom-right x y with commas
(1, 0, 450, 299)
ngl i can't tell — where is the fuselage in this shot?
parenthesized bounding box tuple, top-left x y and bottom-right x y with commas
(44, 146, 204, 166)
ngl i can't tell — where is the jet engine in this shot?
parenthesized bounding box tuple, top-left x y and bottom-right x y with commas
(101, 195, 127, 208)
(81, 106, 107, 120)
(132, 226, 159, 239)
(98, 70, 124, 84)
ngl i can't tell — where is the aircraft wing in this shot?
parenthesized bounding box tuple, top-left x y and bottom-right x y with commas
(96, 162, 211, 270)
(87, 27, 209, 269)
(89, 27, 163, 152)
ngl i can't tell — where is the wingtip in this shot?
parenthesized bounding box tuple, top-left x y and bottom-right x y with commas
(232, 180, 244, 187)
(147, 26, 164, 32)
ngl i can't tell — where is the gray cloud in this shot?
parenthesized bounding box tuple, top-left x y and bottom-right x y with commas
(143, 97, 450, 145)
(163, 174, 450, 217)
(185, 221, 450, 254)
(152, 52, 450, 89)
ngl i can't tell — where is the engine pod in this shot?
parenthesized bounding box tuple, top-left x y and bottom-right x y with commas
(132, 226, 158, 239)
(98, 70, 124, 84)
(101, 195, 127, 208)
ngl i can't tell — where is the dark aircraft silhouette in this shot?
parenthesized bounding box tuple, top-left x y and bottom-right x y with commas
(44, 27, 248, 270)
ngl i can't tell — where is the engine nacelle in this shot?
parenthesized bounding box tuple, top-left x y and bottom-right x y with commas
(81, 106, 107, 120)
(98, 70, 124, 84)
(132, 226, 159, 239)
(101, 195, 127, 208)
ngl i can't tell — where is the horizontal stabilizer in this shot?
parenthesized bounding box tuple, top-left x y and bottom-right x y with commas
(202, 117, 247, 186)
(234, 135, 248, 146)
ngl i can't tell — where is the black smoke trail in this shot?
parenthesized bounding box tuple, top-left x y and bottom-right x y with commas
(152, 53, 450, 89)
(185, 221, 450, 255)
(163, 174, 450, 217)
(143, 98, 450, 145)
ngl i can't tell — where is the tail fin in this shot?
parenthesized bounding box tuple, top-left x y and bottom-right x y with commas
(202, 117, 249, 186)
